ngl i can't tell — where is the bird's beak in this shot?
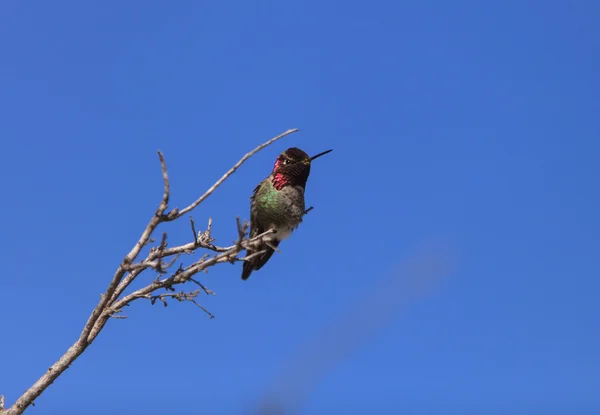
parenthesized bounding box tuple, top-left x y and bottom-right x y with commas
(309, 149, 333, 162)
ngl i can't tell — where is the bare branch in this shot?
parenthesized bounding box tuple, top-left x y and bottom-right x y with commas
(3, 129, 297, 415)
(108, 226, 275, 313)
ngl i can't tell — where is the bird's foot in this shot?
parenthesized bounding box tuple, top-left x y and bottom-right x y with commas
(265, 240, 282, 253)
(304, 206, 314, 215)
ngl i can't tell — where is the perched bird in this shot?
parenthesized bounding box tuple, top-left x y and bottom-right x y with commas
(241, 147, 333, 280)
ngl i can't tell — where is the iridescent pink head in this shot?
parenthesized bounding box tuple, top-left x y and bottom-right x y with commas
(273, 147, 333, 171)
(271, 147, 333, 189)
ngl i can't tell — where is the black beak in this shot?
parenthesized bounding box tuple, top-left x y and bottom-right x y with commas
(309, 149, 333, 161)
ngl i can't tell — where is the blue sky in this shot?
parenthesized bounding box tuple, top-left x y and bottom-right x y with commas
(1, 1, 599, 414)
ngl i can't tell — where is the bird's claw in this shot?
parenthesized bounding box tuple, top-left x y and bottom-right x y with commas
(265, 240, 282, 253)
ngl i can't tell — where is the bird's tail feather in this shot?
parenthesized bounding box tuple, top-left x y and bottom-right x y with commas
(241, 256, 255, 280)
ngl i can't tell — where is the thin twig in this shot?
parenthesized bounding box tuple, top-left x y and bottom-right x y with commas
(145, 290, 213, 318)
(190, 217, 198, 246)
(190, 278, 216, 296)
(162, 253, 181, 271)
(241, 249, 268, 262)
(189, 299, 215, 319)
(206, 217, 213, 237)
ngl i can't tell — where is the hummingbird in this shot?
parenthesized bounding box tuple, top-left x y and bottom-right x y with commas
(241, 147, 333, 280)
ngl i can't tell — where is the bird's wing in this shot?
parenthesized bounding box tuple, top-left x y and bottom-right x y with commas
(249, 181, 265, 238)
(242, 179, 275, 280)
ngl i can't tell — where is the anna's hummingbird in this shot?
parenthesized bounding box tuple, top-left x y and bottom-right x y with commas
(241, 147, 333, 280)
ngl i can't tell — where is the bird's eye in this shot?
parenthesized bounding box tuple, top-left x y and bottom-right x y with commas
(283, 159, 290, 164)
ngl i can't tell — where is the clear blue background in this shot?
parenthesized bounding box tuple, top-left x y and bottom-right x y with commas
(1, 1, 599, 414)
